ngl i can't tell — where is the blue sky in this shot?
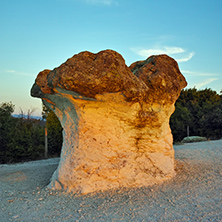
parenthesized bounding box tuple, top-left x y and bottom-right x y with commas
(0, 0, 221, 116)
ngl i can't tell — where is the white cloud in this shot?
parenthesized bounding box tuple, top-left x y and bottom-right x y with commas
(134, 46, 185, 57)
(132, 46, 195, 63)
(195, 78, 219, 89)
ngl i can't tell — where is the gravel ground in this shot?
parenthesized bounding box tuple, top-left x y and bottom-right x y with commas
(0, 140, 222, 222)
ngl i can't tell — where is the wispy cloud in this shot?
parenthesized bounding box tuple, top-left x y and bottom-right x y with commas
(4, 69, 33, 77)
(83, 0, 117, 5)
(5, 69, 16, 73)
(177, 52, 195, 62)
(195, 78, 219, 88)
(182, 70, 220, 89)
(132, 46, 194, 63)
(182, 70, 219, 77)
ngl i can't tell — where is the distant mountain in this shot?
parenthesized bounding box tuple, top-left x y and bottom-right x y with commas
(12, 114, 42, 120)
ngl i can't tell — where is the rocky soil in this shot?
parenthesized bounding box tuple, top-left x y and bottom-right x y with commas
(1, 140, 222, 221)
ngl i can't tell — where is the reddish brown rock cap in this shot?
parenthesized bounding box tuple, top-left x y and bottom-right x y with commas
(130, 55, 187, 103)
(31, 50, 187, 104)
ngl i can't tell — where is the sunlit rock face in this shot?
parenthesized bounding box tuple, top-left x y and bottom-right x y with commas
(31, 50, 187, 194)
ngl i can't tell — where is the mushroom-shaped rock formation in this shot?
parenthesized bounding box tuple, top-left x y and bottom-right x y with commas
(31, 49, 187, 194)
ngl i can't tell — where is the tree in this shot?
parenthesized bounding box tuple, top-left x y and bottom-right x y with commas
(170, 88, 222, 141)
(45, 109, 63, 156)
(42, 104, 50, 120)
(0, 102, 45, 163)
(199, 99, 222, 139)
(7, 117, 45, 162)
(170, 102, 192, 141)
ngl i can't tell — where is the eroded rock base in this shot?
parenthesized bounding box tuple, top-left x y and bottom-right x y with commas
(46, 92, 175, 194)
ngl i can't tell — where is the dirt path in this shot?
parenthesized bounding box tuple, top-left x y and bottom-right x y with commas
(1, 140, 222, 221)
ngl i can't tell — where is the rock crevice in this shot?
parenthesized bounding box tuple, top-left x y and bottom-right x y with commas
(31, 49, 187, 194)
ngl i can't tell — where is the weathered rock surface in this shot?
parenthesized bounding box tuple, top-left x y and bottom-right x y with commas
(31, 49, 187, 194)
